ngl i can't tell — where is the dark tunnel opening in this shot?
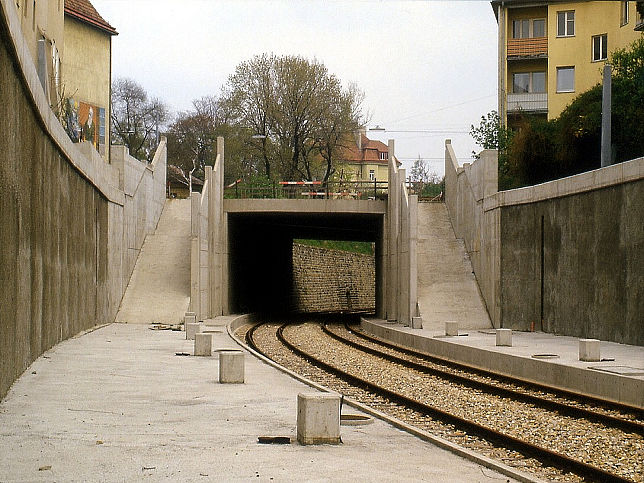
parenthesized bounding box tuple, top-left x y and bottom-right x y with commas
(228, 212, 383, 316)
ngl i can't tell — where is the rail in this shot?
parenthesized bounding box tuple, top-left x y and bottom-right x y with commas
(224, 179, 390, 200)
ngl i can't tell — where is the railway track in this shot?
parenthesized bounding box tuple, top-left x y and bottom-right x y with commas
(242, 319, 643, 483)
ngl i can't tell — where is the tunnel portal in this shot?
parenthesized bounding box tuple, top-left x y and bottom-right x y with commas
(227, 212, 383, 315)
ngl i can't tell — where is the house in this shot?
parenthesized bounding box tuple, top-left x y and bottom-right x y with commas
(11, 0, 65, 108)
(62, 0, 117, 160)
(338, 130, 400, 182)
(9, 0, 116, 161)
(491, 0, 642, 128)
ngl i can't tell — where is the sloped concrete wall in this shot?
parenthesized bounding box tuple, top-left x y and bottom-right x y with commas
(0, 1, 166, 400)
(445, 134, 644, 345)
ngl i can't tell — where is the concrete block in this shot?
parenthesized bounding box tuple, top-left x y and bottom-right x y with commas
(184, 312, 197, 326)
(445, 321, 459, 336)
(296, 393, 341, 445)
(411, 317, 423, 329)
(496, 328, 512, 347)
(219, 350, 244, 383)
(194, 333, 212, 356)
(579, 339, 600, 362)
(186, 322, 202, 340)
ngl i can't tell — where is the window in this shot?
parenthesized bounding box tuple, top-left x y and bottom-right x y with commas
(556, 67, 575, 92)
(621, 1, 629, 26)
(512, 18, 546, 38)
(379, 152, 388, 160)
(533, 19, 546, 37)
(557, 11, 575, 36)
(592, 34, 608, 61)
(369, 170, 375, 181)
(513, 72, 546, 93)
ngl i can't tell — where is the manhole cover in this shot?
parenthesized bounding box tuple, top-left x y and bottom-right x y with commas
(531, 353, 559, 359)
(589, 365, 644, 376)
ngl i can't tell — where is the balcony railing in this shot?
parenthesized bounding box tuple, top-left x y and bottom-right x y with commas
(507, 37, 548, 58)
(507, 93, 547, 112)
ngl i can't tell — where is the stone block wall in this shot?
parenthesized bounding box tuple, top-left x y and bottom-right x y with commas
(292, 243, 375, 313)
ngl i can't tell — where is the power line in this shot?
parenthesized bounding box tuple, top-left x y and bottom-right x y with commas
(386, 94, 496, 124)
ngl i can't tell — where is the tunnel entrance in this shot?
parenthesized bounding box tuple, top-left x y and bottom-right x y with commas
(228, 212, 382, 315)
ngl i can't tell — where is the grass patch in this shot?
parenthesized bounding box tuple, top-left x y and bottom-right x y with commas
(294, 239, 374, 256)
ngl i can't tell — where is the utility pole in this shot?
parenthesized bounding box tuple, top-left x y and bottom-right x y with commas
(601, 64, 612, 168)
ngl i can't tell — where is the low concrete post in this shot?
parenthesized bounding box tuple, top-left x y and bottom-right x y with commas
(411, 316, 423, 329)
(496, 329, 512, 346)
(296, 393, 341, 445)
(445, 321, 459, 336)
(579, 339, 600, 362)
(219, 350, 244, 383)
(194, 333, 212, 356)
(184, 312, 197, 326)
(186, 322, 202, 340)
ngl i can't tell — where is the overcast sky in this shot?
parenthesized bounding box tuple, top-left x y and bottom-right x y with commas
(91, 0, 499, 176)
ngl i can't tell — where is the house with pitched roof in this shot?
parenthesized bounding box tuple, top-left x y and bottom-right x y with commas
(338, 130, 400, 182)
(63, 0, 117, 159)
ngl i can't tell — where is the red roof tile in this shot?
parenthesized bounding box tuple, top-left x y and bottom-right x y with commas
(65, 0, 117, 35)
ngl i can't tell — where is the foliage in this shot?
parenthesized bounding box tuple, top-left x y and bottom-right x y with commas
(111, 77, 169, 162)
(409, 156, 444, 197)
(469, 110, 515, 190)
(220, 54, 365, 182)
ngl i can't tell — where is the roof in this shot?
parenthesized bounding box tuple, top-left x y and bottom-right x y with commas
(65, 0, 118, 35)
(339, 134, 398, 165)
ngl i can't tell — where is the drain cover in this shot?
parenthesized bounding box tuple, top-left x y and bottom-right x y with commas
(589, 365, 644, 376)
(531, 353, 559, 359)
(257, 436, 291, 444)
(340, 414, 374, 426)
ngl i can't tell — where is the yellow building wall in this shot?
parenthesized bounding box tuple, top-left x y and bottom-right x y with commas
(63, 16, 112, 159)
(547, 1, 641, 119)
(506, 59, 548, 94)
(344, 163, 389, 182)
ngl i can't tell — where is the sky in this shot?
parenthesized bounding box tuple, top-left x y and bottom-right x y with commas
(91, 0, 500, 176)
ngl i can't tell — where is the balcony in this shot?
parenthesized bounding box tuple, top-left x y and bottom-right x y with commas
(507, 93, 547, 113)
(507, 37, 548, 59)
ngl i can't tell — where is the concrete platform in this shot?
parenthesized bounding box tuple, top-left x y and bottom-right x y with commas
(362, 318, 644, 409)
(0, 320, 525, 482)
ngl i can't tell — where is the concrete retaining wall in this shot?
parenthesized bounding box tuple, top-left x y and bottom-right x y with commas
(0, 1, 166, 400)
(445, 138, 644, 345)
(292, 243, 375, 313)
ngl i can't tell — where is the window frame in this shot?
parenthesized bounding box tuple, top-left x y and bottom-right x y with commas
(512, 17, 547, 39)
(592, 34, 608, 62)
(556, 66, 575, 93)
(621, 1, 629, 26)
(512, 71, 546, 94)
(557, 10, 575, 37)
(379, 152, 388, 161)
(369, 169, 375, 181)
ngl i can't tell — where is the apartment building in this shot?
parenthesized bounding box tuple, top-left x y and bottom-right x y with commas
(338, 131, 399, 182)
(492, 1, 643, 128)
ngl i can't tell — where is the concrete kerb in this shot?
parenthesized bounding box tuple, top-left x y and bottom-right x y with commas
(225, 315, 544, 483)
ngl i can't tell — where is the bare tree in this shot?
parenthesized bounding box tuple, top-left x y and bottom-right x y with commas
(111, 77, 169, 161)
(221, 54, 365, 181)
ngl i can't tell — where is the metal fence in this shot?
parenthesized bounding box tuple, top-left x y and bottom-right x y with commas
(224, 179, 390, 200)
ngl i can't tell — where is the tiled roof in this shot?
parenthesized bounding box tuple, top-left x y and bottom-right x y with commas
(339, 134, 391, 165)
(65, 0, 117, 35)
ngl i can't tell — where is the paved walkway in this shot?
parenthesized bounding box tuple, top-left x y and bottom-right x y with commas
(416, 203, 491, 331)
(0, 323, 520, 482)
(116, 199, 192, 325)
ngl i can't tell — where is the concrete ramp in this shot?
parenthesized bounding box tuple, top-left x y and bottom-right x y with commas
(116, 198, 191, 324)
(417, 202, 491, 331)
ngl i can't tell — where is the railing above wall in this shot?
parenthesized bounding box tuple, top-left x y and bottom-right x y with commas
(224, 179, 389, 200)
